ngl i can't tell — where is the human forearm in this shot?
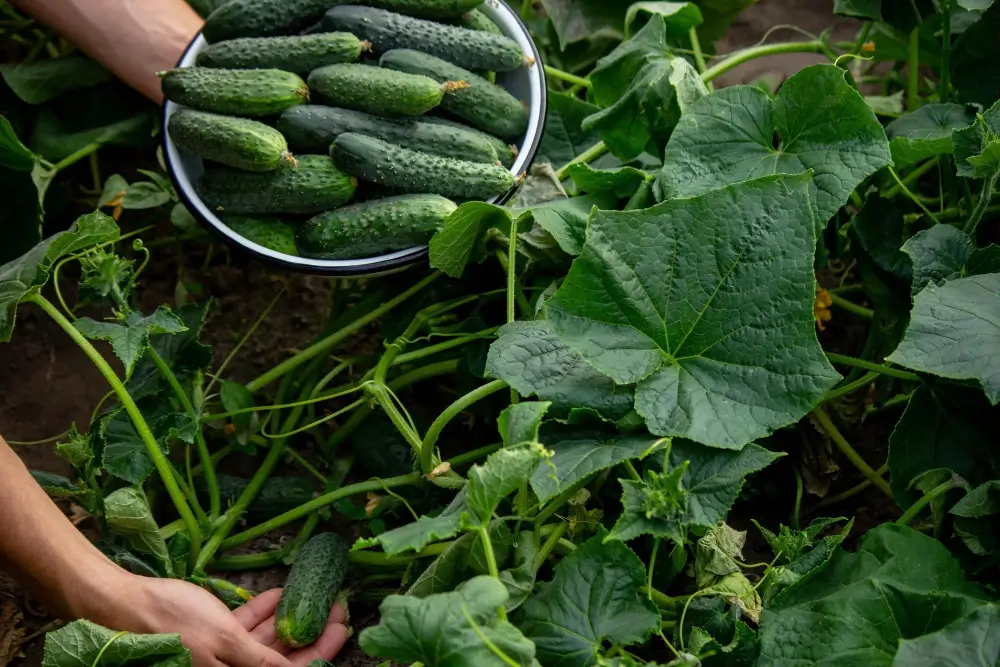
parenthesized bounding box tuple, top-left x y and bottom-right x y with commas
(12, 0, 203, 103)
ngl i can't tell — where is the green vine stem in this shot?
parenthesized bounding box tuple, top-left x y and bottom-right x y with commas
(850, 22, 873, 58)
(536, 522, 567, 568)
(148, 347, 219, 521)
(888, 166, 941, 223)
(825, 352, 920, 382)
(205, 288, 282, 397)
(689, 28, 709, 78)
(555, 141, 609, 181)
(246, 271, 441, 392)
(27, 293, 202, 558)
(907, 27, 921, 111)
(896, 478, 963, 526)
(507, 216, 520, 405)
(543, 65, 591, 89)
(822, 371, 878, 404)
(964, 169, 999, 236)
(817, 463, 888, 507)
(882, 158, 937, 199)
(420, 379, 509, 473)
(700, 41, 825, 83)
(828, 292, 874, 320)
(939, 8, 951, 101)
(812, 407, 893, 498)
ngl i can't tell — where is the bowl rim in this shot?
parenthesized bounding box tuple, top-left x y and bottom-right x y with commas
(161, 0, 548, 277)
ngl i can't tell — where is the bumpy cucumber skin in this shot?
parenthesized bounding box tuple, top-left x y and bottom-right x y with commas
(169, 110, 292, 172)
(422, 116, 517, 168)
(323, 5, 525, 72)
(331, 133, 514, 199)
(203, 0, 343, 42)
(161, 68, 309, 117)
(195, 33, 365, 74)
(381, 49, 527, 140)
(275, 533, 349, 648)
(198, 154, 358, 214)
(457, 8, 503, 34)
(308, 64, 443, 117)
(222, 215, 299, 255)
(297, 194, 456, 259)
(278, 105, 498, 164)
(365, 0, 483, 18)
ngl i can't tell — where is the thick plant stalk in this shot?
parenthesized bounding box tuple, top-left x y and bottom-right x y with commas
(812, 407, 892, 498)
(825, 352, 920, 382)
(28, 293, 202, 557)
(700, 41, 824, 83)
(420, 379, 508, 473)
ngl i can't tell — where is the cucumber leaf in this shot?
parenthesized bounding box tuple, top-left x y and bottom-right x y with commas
(429, 202, 514, 278)
(360, 576, 537, 667)
(127, 302, 212, 401)
(104, 487, 172, 577)
(29, 470, 95, 508)
(902, 224, 1000, 297)
(41, 619, 190, 667)
(565, 163, 653, 199)
(0, 116, 36, 171)
(498, 402, 551, 447)
(952, 100, 1000, 178)
(537, 92, 603, 168)
(100, 406, 196, 485)
(546, 174, 840, 449)
(1, 56, 110, 105)
(515, 534, 660, 667)
(888, 273, 1000, 403)
(894, 604, 1000, 666)
(886, 103, 977, 166)
(654, 64, 891, 226)
(499, 535, 539, 613)
(951, 3, 1000, 106)
(485, 320, 635, 421)
(74, 307, 187, 376)
(359, 489, 472, 555)
(625, 3, 703, 39)
(758, 524, 990, 667)
(467, 444, 552, 524)
(526, 194, 616, 256)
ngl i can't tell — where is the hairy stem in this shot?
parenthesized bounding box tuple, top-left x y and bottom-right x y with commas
(882, 158, 937, 199)
(907, 27, 921, 111)
(896, 478, 962, 526)
(888, 166, 941, 223)
(812, 407, 893, 498)
(825, 352, 920, 382)
(700, 41, 824, 83)
(477, 526, 508, 621)
(964, 169, 999, 236)
(543, 65, 591, 88)
(822, 372, 878, 403)
(420, 379, 508, 473)
(555, 141, 609, 181)
(828, 292, 874, 320)
(817, 464, 888, 507)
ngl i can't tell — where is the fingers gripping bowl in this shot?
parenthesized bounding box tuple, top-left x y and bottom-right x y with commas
(163, 0, 546, 276)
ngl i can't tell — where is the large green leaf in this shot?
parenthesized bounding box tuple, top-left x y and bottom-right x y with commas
(952, 100, 1000, 178)
(758, 524, 990, 667)
(127, 302, 212, 401)
(515, 535, 660, 667)
(75, 307, 187, 376)
(498, 402, 551, 447)
(530, 426, 663, 503)
(888, 273, 1000, 403)
(583, 16, 708, 160)
(526, 194, 617, 256)
(537, 92, 603, 168)
(888, 384, 999, 507)
(100, 407, 196, 485)
(1, 56, 110, 105)
(467, 444, 551, 523)
(546, 174, 839, 449)
(538, 0, 626, 49)
(848, 195, 912, 279)
(625, 2, 703, 38)
(654, 65, 891, 225)
(893, 604, 1000, 666)
(31, 110, 154, 162)
(833, 0, 937, 31)
(359, 489, 471, 555)
(41, 619, 190, 667)
(360, 576, 537, 667)
(566, 163, 653, 199)
(902, 224, 1000, 297)
(0, 212, 119, 341)
(429, 202, 514, 278)
(104, 487, 172, 576)
(486, 320, 635, 421)
(951, 3, 1000, 107)
(886, 104, 977, 166)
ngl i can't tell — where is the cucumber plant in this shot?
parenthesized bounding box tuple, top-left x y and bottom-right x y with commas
(5, 1, 1000, 667)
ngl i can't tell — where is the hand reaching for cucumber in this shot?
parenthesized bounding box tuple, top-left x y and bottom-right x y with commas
(12, 0, 204, 102)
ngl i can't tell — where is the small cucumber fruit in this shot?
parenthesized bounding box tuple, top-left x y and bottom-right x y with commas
(422, 116, 518, 168)
(381, 49, 528, 140)
(203, 0, 341, 43)
(275, 533, 350, 648)
(222, 215, 299, 255)
(307, 64, 454, 117)
(168, 110, 294, 172)
(278, 105, 498, 164)
(331, 133, 514, 199)
(323, 5, 528, 72)
(297, 194, 456, 259)
(363, 0, 483, 18)
(456, 8, 503, 34)
(195, 32, 367, 74)
(199, 154, 358, 214)
(160, 68, 308, 117)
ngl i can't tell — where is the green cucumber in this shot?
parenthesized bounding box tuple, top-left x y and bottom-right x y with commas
(457, 8, 503, 34)
(322, 5, 527, 72)
(203, 0, 344, 42)
(422, 116, 518, 168)
(275, 533, 349, 648)
(277, 105, 498, 164)
(160, 68, 308, 117)
(297, 194, 456, 259)
(196, 32, 367, 74)
(169, 110, 294, 172)
(332, 133, 514, 199)
(381, 49, 527, 140)
(199, 154, 358, 214)
(222, 215, 299, 255)
(307, 64, 451, 117)
(364, 0, 483, 18)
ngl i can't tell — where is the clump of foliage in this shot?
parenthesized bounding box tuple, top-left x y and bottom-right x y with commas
(4, 0, 1000, 666)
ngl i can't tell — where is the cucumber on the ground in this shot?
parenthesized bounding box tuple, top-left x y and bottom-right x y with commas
(203, 0, 344, 42)
(195, 32, 367, 74)
(160, 68, 308, 117)
(381, 49, 527, 140)
(277, 105, 498, 164)
(322, 5, 527, 72)
(307, 64, 454, 117)
(198, 154, 357, 214)
(423, 115, 518, 167)
(297, 194, 456, 259)
(332, 133, 514, 199)
(200, 474, 316, 522)
(275, 533, 350, 648)
(364, 0, 483, 18)
(456, 8, 503, 34)
(223, 215, 299, 255)
(169, 110, 294, 172)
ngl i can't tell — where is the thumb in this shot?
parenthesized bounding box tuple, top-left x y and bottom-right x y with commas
(220, 634, 293, 667)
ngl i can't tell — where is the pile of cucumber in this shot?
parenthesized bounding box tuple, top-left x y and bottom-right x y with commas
(163, 0, 533, 261)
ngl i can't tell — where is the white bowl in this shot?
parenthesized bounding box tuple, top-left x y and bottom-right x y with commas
(162, 0, 547, 276)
